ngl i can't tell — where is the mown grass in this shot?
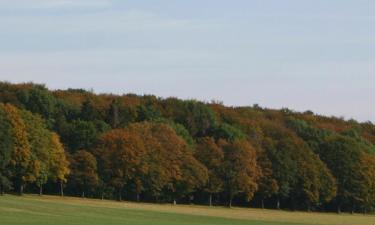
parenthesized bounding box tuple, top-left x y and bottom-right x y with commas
(0, 195, 374, 225)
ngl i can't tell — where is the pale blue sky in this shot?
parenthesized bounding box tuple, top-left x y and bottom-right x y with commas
(0, 0, 374, 121)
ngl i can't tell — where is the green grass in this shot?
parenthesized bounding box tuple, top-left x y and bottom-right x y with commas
(0, 195, 374, 225)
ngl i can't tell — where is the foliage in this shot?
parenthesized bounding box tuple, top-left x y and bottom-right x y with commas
(69, 150, 99, 197)
(1, 82, 375, 212)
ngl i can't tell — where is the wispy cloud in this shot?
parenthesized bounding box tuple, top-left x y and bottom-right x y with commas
(1, 0, 374, 122)
(0, 8, 200, 33)
(0, 7, 214, 53)
(0, 0, 112, 10)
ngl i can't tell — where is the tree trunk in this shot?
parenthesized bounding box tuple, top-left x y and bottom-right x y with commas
(82, 191, 85, 198)
(228, 198, 233, 208)
(276, 198, 280, 210)
(101, 192, 104, 200)
(173, 198, 177, 205)
(209, 194, 213, 207)
(118, 189, 122, 201)
(39, 184, 43, 196)
(337, 204, 341, 214)
(60, 181, 64, 197)
(19, 184, 24, 196)
(261, 199, 265, 209)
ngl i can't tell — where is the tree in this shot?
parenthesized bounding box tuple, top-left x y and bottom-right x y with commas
(3, 104, 34, 195)
(105, 97, 139, 128)
(162, 99, 218, 137)
(107, 99, 120, 128)
(69, 150, 99, 198)
(49, 133, 70, 197)
(137, 105, 162, 122)
(0, 104, 14, 194)
(110, 122, 207, 204)
(195, 137, 224, 206)
(294, 150, 337, 210)
(16, 85, 57, 127)
(96, 129, 146, 201)
(320, 135, 364, 213)
(262, 137, 298, 209)
(352, 153, 375, 213)
(63, 120, 100, 152)
(21, 110, 51, 195)
(143, 123, 207, 204)
(219, 139, 260, 207)
(3, 81, 375, 212)
(256, 149, 278, 209)
(213, 123, 246, 141)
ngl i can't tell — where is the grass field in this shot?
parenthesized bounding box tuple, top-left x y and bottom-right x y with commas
(0, 195, 374, 225)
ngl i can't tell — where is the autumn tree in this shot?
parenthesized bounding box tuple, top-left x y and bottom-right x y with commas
(219, 139, 260, 207)
(294, 149, 337, 210)
(195, 137, 224, 206)
(21, 110, 52, 195)
(355, 153, 375, 213)
(96, 129, 147, 201)
(147, 123, 207, 204)
(69, 150, 99, 198)
(3, 104, 34, 195)
(122, 122, 207, 204)
(49, 133, 70, 197)
(255, 149, 278, 209)
(2, 81, 375, 212)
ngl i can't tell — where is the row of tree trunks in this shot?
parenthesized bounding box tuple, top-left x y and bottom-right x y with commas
(13, 181, 65, 197)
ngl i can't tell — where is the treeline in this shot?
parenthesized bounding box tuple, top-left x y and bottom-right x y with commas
(0, 82, 375, 213)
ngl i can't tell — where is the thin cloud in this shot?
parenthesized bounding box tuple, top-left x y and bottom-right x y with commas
(0, 9, 206, 37)
(0, 0, 112, 10)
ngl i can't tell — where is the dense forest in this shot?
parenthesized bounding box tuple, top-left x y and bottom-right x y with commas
(0, 82, 375, 213)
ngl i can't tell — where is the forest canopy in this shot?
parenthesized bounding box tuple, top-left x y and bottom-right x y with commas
(1, 81, 375, 213)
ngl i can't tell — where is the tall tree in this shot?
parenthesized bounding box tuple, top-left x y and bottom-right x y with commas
(320, 135, 365, 213)
(219, 139, 260, 207)
(351, 153, 375, 213)
(262, 137, 298, 209)
(256, 149, 278, 209)
(3, 104, 34, 195)
(143, 123, 207, 204)
(195, 137, 224, 206)
(21, 110, 51, 195)
(96, 129, 146, 201)
(107, 99, 120, 128)
(0, 104, 14, 194)
(69, 150, 99, 198)
(49, 133, 70, 197)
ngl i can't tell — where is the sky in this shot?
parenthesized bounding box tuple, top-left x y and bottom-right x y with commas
(0, 0, 374, 122)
